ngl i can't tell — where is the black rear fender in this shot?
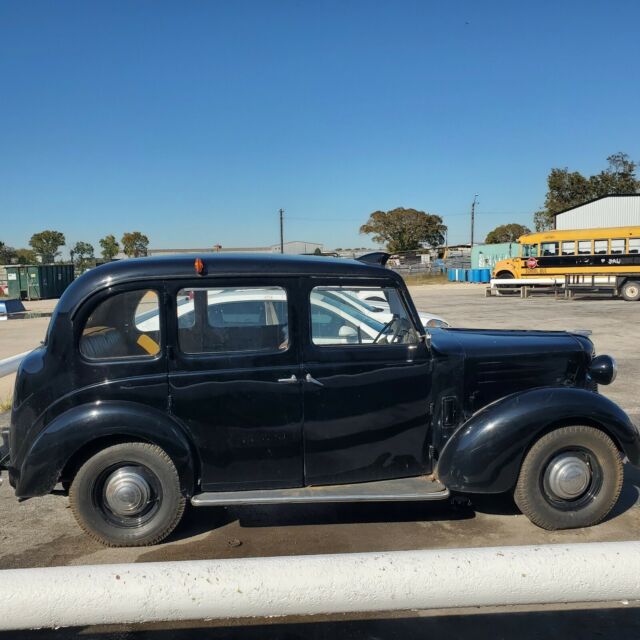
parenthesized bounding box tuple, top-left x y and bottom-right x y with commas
(14, 401, 197, 498)
(436, 387, 640, 494)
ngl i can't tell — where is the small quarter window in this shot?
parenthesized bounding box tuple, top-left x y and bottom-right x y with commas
(610, 239, 625, 254)
(578, 240, 591, 255)
(629, 238, 640, 254)
(594, 240, 608, 255)
(80, 290, 161, 360)
(310, 286, 419, 346)
(177, 287, 288, 354)
(561, 241, 575, 256)
(522, 244, 538, 257)
(541, 242, 559, 256)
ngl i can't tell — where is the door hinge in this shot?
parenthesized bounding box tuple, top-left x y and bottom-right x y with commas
(167, 394, 173, 413)
(428, 444, 437, 461)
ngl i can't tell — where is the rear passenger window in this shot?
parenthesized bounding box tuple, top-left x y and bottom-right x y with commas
(561, 241, 575, 255)
(80, 290, 161, 360)
(630, 239, 640, 254)
(177, 287, 288, 354)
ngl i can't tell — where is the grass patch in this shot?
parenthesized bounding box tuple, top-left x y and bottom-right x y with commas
(0, 396, 12, 413)
(401, 272, 449, 286)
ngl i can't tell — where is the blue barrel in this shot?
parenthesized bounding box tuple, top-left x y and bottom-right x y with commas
(479, 268, 491, 283)
(448, 268, 455, 281)
(456, 269, 464, 282)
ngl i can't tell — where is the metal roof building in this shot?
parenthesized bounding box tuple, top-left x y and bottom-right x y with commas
(553, 194, 640, 230)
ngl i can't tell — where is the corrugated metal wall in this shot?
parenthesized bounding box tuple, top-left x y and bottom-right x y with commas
(556, 196, 640, 230)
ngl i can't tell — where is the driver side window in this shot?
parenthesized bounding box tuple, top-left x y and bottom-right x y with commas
(309, 286, 419, 346)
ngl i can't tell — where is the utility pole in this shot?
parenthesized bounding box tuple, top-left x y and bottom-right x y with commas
(279, 208, 284, 254)
(470, 194, 479, 247)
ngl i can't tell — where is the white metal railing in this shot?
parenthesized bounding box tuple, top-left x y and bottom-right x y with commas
(0, 351, 29, 379)
(0, 542, 639, 631)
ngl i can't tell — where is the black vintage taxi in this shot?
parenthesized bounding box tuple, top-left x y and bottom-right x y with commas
(1, 253, 638, 546)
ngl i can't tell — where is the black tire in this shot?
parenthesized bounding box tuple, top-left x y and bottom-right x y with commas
(495, 271, 519, 296)
(69, 442, 186, 547)
(621, 280, 640, 301)
(514, 426, 623, 530)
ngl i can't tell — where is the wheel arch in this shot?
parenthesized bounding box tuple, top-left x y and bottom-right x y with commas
(15, 401, 199, 498)
(436, 387, 640, 494)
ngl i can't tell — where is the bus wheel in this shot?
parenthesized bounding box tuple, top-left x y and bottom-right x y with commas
(621, 280, 640, 301)
(495, 271, 518, 296)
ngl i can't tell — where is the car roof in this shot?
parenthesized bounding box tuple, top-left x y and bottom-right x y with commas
(57, 253, 397, 314)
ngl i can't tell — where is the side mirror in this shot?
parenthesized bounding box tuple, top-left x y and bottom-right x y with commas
(338, 325, 358, 342)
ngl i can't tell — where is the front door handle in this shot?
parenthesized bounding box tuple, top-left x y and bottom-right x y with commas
(305, 373, 324, 387)
(277, 374, 298, 384)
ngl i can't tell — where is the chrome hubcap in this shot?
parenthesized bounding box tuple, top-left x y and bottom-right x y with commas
(545, 454, 591, 500)
(104, 466, 151, 516)
(627, 285, 639, 297)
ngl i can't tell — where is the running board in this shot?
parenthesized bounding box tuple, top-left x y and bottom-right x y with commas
(191, 476, 449, 507)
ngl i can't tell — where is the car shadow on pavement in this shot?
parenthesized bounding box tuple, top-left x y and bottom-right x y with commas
(4, 605, 640, 640)
(165, 498, 475, 543)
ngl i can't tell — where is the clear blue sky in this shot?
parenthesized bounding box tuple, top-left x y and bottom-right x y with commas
(2, 0, 640, 254)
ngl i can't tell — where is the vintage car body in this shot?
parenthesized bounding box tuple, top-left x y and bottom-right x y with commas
(1, 253, 637, 546)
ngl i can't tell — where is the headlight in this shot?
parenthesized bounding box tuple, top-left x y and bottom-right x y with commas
(425, 318, 449, 328)
(589, 354, 617, 385)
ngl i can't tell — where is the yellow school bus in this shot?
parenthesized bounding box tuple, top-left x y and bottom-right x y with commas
(492, 226, 640, 300)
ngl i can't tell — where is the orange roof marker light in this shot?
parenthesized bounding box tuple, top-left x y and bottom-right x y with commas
(194, 257, 205, 275)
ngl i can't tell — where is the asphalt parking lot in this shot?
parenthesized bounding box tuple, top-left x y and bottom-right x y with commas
(1, 284, 640, 637)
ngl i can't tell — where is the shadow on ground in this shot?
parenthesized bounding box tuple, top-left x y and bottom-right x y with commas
(4, 605, 640, 639)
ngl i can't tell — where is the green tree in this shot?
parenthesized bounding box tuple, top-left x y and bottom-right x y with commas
(121, 231, 149, 258)
(29, 230, 66, 263)
(313, 247, 322, 255)
(535, 153, 640, 231)
(70, 241, 95, 272)
(99, 234, 120, 261)
(0, 241, 16, 264)
(485, 223, 531, 244)
(359, 207, 447, 252)
(14, 248, 38, 264)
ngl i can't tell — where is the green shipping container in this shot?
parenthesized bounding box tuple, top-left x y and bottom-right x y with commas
(5, 264, 74, 300)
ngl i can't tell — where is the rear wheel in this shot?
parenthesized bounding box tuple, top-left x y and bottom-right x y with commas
(621, 280, 640, 301)
(69, 442, 186, 547)
(514, 426, 623, 530)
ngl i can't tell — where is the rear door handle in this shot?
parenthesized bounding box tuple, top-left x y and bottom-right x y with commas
(305, 373, 324, 387)
(277, 374, 298, 384)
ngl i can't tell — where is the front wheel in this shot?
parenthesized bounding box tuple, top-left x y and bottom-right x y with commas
(514, 426, 623, 530)
(69, 442, 186, 547)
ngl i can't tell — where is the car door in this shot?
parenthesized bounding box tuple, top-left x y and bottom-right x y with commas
(166, 277, 304, 492)
(301, 277, 434, 486)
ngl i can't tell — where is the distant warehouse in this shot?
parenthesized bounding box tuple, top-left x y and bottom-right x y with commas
(553, 194, 640, 230)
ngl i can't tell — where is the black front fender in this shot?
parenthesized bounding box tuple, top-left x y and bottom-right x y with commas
(14, 401, 197, 498)
(436, 387, 640, 494)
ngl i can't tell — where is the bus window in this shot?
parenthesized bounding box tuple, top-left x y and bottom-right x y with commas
(594, 240, 608, 255)
(611, 239, 625, 254)
(578, 240, 591, 255)
(541, 242, 558, 256)
(561, 241, 575, 256)
(630, 239, 640, 254)
(522, 244, 538, 257)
